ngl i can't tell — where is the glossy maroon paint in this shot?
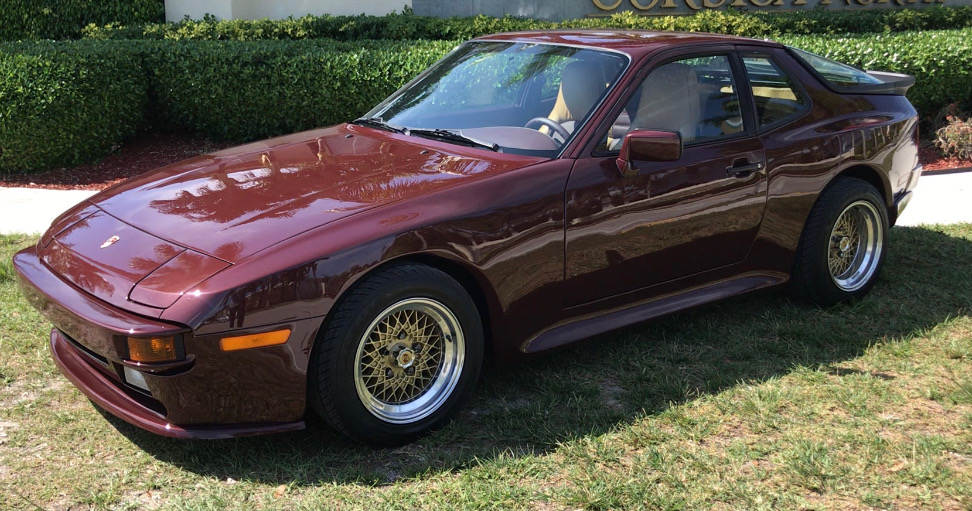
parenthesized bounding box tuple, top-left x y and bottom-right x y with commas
(14, 30, 921, 438)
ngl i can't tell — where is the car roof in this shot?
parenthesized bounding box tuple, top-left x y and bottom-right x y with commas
(474, 30, 781, 57)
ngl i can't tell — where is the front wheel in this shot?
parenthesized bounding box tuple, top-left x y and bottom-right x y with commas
(791, 177, 889, 306)
(309, 264, 483, 445)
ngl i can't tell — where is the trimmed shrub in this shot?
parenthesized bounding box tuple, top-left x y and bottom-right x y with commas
(754, 5, 972, 35)
(0, 41, 149, 173)
(0, 0, 164, 42)
(147, 40, 454, 141)
(81, 6, 972, 42)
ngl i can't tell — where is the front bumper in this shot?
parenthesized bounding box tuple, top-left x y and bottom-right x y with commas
(50, 328, 304, 439)
(15, 246, 313, 439)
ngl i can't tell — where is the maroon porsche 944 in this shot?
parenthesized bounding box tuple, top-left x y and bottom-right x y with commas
(15, 30, 921, 445)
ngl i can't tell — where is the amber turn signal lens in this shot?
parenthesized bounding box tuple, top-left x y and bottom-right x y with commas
(219, 329, 291, 351)
(127, 336, 179, 363)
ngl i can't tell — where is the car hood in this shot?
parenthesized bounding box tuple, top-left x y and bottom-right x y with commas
(41, 124, 543, 311)
(88, 124, 542, 262)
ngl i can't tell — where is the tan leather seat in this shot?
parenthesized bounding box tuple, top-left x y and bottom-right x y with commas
(543, 61, 609, 140)
(629, 62, 701, 143)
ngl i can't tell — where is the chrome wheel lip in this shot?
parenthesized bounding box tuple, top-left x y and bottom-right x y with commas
(353, 298, 464, 424)
(828, 200, 884, 292)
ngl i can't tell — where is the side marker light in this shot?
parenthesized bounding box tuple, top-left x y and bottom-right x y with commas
(219, 329, 291, 351)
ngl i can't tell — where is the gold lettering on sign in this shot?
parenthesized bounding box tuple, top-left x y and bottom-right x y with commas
(593, 0, 623, 9)
(703, 0, 727, 7)
(631, 0, 677, 9)
(749, 0, 784, 6)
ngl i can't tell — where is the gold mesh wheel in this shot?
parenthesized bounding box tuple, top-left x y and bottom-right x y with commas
(828, 200, 883, 292)
(353, 298, 464, 424)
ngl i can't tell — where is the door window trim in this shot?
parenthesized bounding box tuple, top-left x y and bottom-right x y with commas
(589, 48, 759, 158)
(737, 49, 813, 135)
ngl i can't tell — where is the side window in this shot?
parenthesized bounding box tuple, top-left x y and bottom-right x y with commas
(742, 56, 809, 128)
(598, 55, 743, 152)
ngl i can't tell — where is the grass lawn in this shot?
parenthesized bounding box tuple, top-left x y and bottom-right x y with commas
(1, 225, 970, 510)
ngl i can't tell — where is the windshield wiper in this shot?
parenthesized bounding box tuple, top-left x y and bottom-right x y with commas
(351, 120, 500, 152)
(350, 117, 408, 134)
(408, 128, 500, 152)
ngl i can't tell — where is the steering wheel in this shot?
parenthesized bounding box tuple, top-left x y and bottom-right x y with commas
(524, 117, 571, 141)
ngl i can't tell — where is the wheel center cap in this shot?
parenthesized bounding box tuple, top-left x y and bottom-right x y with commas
(838, 237, 852, 253)
(396, 348, 415, 369)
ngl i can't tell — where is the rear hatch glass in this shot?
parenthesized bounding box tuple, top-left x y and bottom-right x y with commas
(788, 47, 914, 96)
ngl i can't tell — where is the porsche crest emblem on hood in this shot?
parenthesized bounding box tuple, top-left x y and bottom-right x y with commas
(100, 235, 120, 249)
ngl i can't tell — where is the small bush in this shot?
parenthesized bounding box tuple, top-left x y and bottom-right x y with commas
(935, 107, 972, 160)
(0, 42, 149, 173)
(0, 0, 164, 41)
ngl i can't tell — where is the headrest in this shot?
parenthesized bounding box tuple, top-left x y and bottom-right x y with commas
(560, 61, 607, 121)
(633, 62, 700, 141)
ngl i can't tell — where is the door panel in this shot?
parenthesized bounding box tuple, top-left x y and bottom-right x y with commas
(564, 137, 767, 306)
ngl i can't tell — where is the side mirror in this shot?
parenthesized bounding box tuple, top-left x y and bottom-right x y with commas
(616, 130, 682, 177)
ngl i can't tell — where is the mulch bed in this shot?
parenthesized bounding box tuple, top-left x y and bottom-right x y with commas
(918, 144, 972, 173)
(0, 132, 232, 191)
(1, 132, 969, 191)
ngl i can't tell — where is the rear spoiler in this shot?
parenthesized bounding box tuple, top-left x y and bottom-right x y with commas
(784, 46, 916, 97)
(861, 71, 916, 96)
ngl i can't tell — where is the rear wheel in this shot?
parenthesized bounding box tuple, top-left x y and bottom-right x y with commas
(791, 178, 888, 306)
(309, 264, 483, 445)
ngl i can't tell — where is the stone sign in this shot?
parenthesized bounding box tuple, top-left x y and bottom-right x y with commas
(412, 0, 963, 20)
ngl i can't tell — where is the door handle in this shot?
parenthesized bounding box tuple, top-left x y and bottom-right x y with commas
(726, 161, 764, 177)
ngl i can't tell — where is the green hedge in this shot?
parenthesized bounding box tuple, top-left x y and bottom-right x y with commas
(0, 0, 164, 41)
(3, 29, 972, 173)
(0, 42, 149, 173)
(81, 6, 972, 42)
(0, 39, 452, 172)
(147, 40, 453, 141)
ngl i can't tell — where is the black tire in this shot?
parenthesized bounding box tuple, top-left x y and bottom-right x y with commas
(791, 177, 889, 306)
(308, 263, 483, 445)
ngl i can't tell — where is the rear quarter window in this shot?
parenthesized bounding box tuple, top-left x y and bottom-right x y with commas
(788, 47, 883, 88)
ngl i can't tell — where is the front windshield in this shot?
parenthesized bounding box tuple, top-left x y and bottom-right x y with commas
(364, 41, 628, 157)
